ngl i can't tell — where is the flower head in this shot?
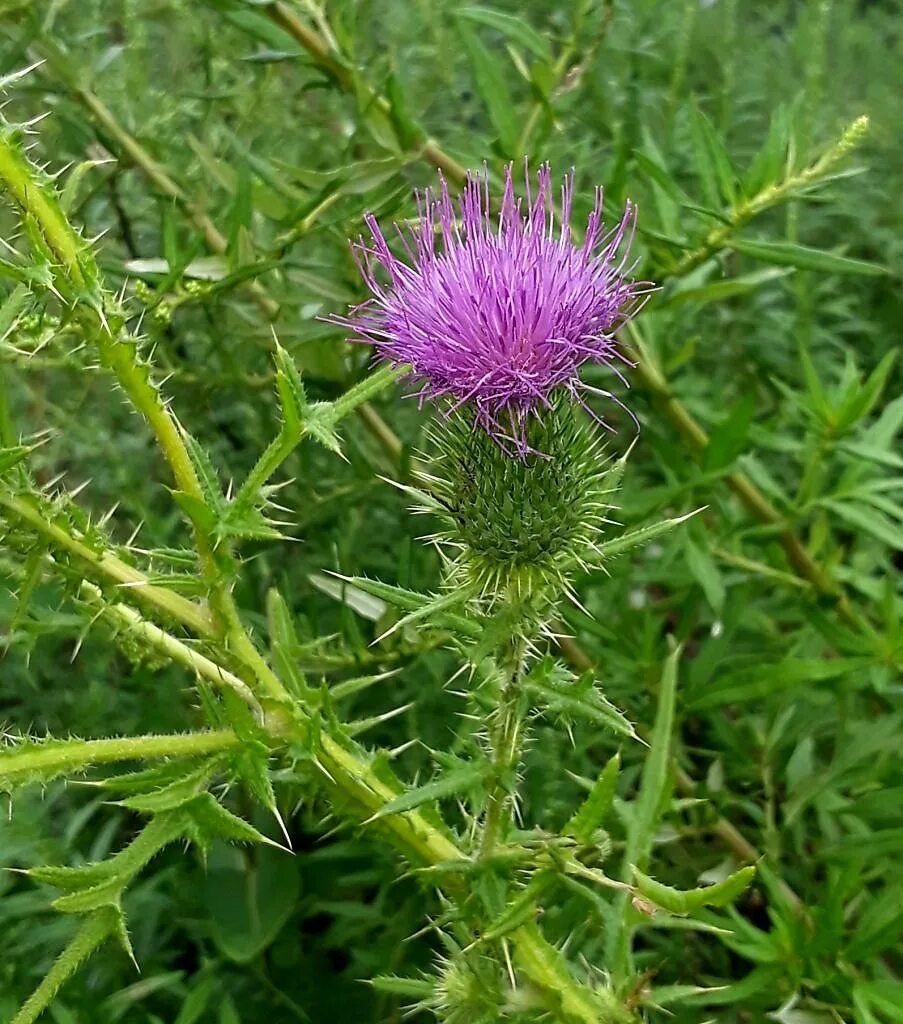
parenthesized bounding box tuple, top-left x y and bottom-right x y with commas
(331, 162, 650, 456)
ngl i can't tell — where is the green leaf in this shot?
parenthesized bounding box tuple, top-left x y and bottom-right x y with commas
(665, 267, 789, 309)
(598, 508, 705, 560)
(742, 104, 792, 195)
(632, 865, 756, 915)
(821, 499, 903, 550)
(455, 19, 520, 157)
(836, 349, 897, 431)
(370, 976, 434, 999)
(456, 7, 552, 60)
(686, 656, 871, 710)
(0, 443, 34, 475)
(0, 281, 33, 339)
(622, 643, 680, 874)
(182, 793, 280, 849)
(320, 573, 480, 637)
(689, 105, 736, 206)
(683, 534, 725, 614)
(113, 760, 219, 813)
(565, 753, 620, 845)
(205, 842, 300, 964)
(385, 72, 423, 151)
(702, 393, 757, 472)
(11, 908, 119, 1024)
(526, 661, 637, 740)
(370, 762, 484, 820)
(733, 237, 889, 276)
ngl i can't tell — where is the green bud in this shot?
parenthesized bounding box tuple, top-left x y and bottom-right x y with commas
(423, 400, 619, 611)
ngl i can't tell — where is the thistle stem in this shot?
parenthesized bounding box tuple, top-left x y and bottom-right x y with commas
(479, 635, 527, 859)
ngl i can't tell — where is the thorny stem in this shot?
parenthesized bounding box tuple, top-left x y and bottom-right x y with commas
(80, 581, 261, 713)
(35, 55, 405, 483)
(480, 634, 527, 860)
(0, 125, 287, 702)
(0, 491, 215, 636)
(0, 730, 239, 786)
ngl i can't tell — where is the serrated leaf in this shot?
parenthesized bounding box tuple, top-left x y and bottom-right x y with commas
(182, 793, 279, 848)
(52, 873, 128, 914)
(322, 574, 481, 638)
(0, 443, 34, 475)
(565, 753, 620, 845)
(10, 908, 119, 1024)
(526, 661, 637, 740)
(598, 508, 705, 560)
(114, 760, 219, 813)
(370, 975, 434, 998)
(370, 762, 484, 820)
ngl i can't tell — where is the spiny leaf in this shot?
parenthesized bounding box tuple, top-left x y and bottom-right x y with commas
(565, 754, 620, 845)
(526, 661, 637, 740)
(11, 908, 120, 1024)
(597, 508, 705, 560)
(322, 573, 480, 637)
(181, 792, 283, 849)
(113, 759, 220, 813)
(369, 762, 484, 821)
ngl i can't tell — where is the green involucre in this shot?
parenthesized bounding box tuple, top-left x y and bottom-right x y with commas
(424, 400, 620, 605)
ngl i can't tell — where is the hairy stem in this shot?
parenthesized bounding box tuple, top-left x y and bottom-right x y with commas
(480, 635, 527, 859)
(0, 491, 214, 636)
(0, 730, 239, 786)
(81, 581, 260, 712)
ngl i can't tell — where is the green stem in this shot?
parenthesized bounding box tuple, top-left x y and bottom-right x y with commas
(513, 922, 637, 1024)
(80, 581, 260, 712)
(0, 491, 214, 636)
(235, 363, 405, 509)
(479, 635, 527, 859)
(0, 730, 238, 787)
(0, 124, 285, 701)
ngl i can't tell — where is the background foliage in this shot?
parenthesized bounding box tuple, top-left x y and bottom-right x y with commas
(0, 1, 901, 1022)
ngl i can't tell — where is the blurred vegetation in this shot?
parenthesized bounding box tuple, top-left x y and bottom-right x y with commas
(0, 1, 901, 1022)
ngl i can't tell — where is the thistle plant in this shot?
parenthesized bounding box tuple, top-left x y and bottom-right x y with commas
(0, 18, 892, 1020)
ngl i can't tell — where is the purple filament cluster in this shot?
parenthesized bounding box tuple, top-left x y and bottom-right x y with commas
(330, 162, 651, 456)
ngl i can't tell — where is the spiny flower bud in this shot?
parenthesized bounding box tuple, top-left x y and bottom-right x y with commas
(423, 399, 621, 608)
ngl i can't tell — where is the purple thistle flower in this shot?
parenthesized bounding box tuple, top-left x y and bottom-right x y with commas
(330, 162, 652, 456)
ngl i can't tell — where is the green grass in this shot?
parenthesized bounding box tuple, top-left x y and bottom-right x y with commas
(0, 1, 901, 1022)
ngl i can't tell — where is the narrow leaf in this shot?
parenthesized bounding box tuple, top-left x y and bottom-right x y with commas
(370, 763, 484, 820)
(632, 865, 756, 915)
(733, 237, 889, 276)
